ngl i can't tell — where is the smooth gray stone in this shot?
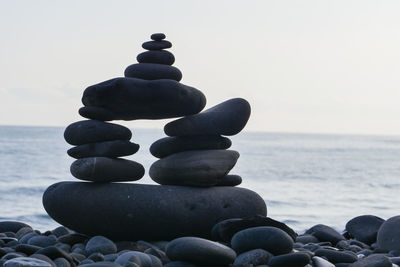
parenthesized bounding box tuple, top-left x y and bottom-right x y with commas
(268, 252, 311, 267)
(349, 254, 392, 267)
(64, 120, 131, 146)
(142, 40, 172, 50)
(79, 78, 206, 121)
(137, 50, 175, 65)
(28, 255, 55, 267)
(43, 182, 267, 241)
(51, 227, 69, 238)
(70, 157, 144, 182)
(164, 98, 251, 136)
(27, 236, 57, 248)
(233, 249, 272, 267)
(149, 150, 239, 187)
(231, 226, 293, 255)
(79, 263, 121, 267)
(305, 224, 345, 245)
(215, 175, 242, 186)
(346, 215, 385, 245)
(296, 234, 319, 244)
(150, 33, 166, 41)
(115, 251, 161, 267)
(163, 262, 196, 267)
(4, 257, 51, 267)
(0, 222, 31, 234)
(378, 215, 400, 251)
(52, 257, 69, 267)
(85, 236, 117, 255)
(314, 249, 357, 263)
(312, 256, 335, 267)
(15, 227, 34, 240)
(68, 140, 139, 159)
(150, 135, 231, 158)
(124, 63, 182, 81)
(166, 237, 236, 265)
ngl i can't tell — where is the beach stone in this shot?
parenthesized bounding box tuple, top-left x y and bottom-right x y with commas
(27, 236, 57, 248)
(70, 157, 144, 182)
(115, 251, 150, 266)
(124, 63, 182, 81)
(85, 236, 117, 255)
(166, 237, 236, 265)
(215, 175, 242, 186)
(233, 249, 272, 267)
(211, 215, 297, 243)
(20, 233, 38, 244)
(0, 222, 31, 234)
(350, 254, 392, 266)
(312, 256, 335, 267)
(231, 226, 293, 255)
(150, 33, 166, 41)
(296, 234, 319, 244)
(79, 263, 121, 267)
(64, 120, 131, 146)
(306, 224, 345, 245)
(35, 247, 73, 264)
(3, 257, 52, 267)
(314, 248, 358, 263)
(163, 262, 196, 267)
(57, 234, 88, 246)
(43, 182, 266, 241)
(28, 255, 55, 267)
(50, 227, 69, 238)
(67, 140, 139, 159)
(150, 135, 232, 158)
(164, 98, 251, 136)
(53, 258, 69, 267)
(377, 215, 400, 251)
(87, 252, 104, 262)
(16, 228, 34, 240)
(346, 215, 385, 245)
(142, 40, 172, 50)
(137, 50, 175, 65)
(268, 252, 311, 267)
(15, 245, 41, 256)
(79, 78, 206, 121)
(149, 150, 239, 187)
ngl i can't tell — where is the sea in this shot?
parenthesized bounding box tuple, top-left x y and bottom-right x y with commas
(1, 125, 400, 234)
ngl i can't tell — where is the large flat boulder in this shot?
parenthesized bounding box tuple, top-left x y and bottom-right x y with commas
(79, 78, 206, 121)
(43, 182, 266, 241)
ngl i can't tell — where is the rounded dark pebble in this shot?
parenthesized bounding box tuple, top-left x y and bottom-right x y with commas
(0, 221, 31, 234)
(151, 33, 166, 41)
(85, 236, 117, 255)
(231, 226, 293, 255)
(27, 236, 57, 248)
(346, 215, 385, 245)
(15, 227, 34, 240)
(67, 140, 139, 159)
(58, 234, 88, 246)
(314, 248, 358, 263)
(53, 257, 70, 267)
(377, 215, 400, 251)
(215, 175, 242, 187)
(269, 252, 311, 267)
(350, 254, 392, 266)
(15, 244, 41, 255)
(233, 249, 272, 267)
(306, 224, 345, 245)
(20, 232, 38, 244)
(163, 261, 197, 267)
(29, 254, 56, 267)
(142, 40, 172, 50)
(137, 50, 175, 65)
(297, 234, 320, 244)
(124, 63, 182, 82)
(87, 252, 104, 262)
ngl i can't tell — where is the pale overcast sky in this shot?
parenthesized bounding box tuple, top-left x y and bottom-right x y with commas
(1, 0, 399, 135)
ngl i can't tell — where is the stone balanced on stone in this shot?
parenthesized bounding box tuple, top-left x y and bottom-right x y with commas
(43, 33, 266, 241)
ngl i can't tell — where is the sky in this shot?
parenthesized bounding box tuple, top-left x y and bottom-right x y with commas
(1, 0, 400, 135)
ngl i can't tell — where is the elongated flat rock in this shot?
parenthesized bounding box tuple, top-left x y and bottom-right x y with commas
(150, 135, 232, 158)
(164, 98, 251, 136)
(67, 140, 139, 159)
(64, 120, 132, 146)
(137, 50, 175, 65)
(149, 150, 239, 187)
(70, 157, 144, 182)
(124, 63, 182, 81)
(79, 78, 206, 121)
(42, 182, 267, 241)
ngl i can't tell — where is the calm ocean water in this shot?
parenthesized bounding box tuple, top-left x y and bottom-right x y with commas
(1, 125, 400, 233)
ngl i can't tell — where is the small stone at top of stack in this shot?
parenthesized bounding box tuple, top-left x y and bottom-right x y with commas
(149, 98, 251, 187)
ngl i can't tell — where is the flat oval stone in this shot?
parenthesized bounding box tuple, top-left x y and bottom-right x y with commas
(64, 120, 131, 146)
(231, 226, 293, 255)
(124, 63, 182, 81)
(142, 40, 172, 50)
(0, 222, 31, 234)
(80, 78, 206, 120)
(164, 98, 250, 136)
(305, 224, 345, 245)
(70, 157, 144, 182)
(149, 150, 239, 187)
(377, 215, 400, 251)
(233, 249, 272, 267)
(85, 236, 117, 255)
(150, 135, 232, 158)
(312, 256, 335, 267)
(346, 215, 384, 245)
(215, 175, 242, 186)
(43, 182, 267, 241)
(67, 140, 139, 159)
(137, 50, 175, 65)
(268, 252, 311, 267)
(163, 262, 196, 267)
(151, 33, 166, 41)
(3, 257, 51, 267)
(314, 249, 357, 263)
(165, 237, 236, 265)
(350, 254, 392, 267)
